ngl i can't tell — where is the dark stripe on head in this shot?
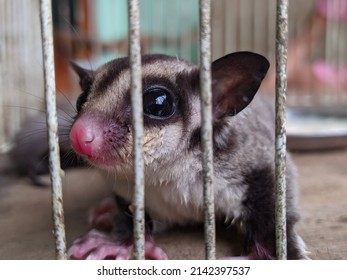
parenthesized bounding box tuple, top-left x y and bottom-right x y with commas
(94, 57, 130, 94)
(94, 54, 192, 99)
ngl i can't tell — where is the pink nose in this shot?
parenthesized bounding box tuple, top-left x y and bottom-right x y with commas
(70, 118, 97, 156)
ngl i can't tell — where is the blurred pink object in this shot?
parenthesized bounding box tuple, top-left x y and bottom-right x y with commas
(317, 0, 347, 21)
(313, 60, 347, 87)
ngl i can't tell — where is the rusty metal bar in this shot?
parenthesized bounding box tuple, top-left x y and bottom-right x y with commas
(275, 0, 289, 260)
(199, 0, 216, 260)
(128, 0, 145, 260)
(39, 0, 67, 260)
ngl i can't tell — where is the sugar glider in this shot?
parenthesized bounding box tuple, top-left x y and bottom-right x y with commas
(68, 52, 308, 259)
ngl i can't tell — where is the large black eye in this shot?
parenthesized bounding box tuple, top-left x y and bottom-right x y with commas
(143, 87, 175, 119)
(76, 91, 89, 112)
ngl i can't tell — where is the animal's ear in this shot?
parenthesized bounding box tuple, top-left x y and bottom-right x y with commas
(211, 51, 270, 120)
(71, 62, 94, 92)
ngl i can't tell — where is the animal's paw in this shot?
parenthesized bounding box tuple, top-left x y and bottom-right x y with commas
(68, 229, 168, 260)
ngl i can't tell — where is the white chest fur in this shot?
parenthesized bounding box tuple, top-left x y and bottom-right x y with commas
(111, 157, 248, 229)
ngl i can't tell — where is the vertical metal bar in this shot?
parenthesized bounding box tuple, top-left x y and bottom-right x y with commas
(0, 0, 4, 153)
(275, 0, 288, 260)
(128, 0, 145, 260)
(39, 0, 67, 260)
(199, 0, 216, 260)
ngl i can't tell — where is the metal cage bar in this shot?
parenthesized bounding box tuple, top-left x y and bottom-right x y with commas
(39, 0, 67, 260)
(128, 0, 146, 260)
(199, 0, 216, 260)
(275, 0, 289, 260)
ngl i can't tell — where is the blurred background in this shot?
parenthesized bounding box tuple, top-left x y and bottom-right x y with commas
(0, 0, 346, 259)
(1, 0, 347, 156)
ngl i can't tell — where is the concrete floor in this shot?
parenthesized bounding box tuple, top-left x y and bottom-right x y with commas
(0, 149, 347, 260)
